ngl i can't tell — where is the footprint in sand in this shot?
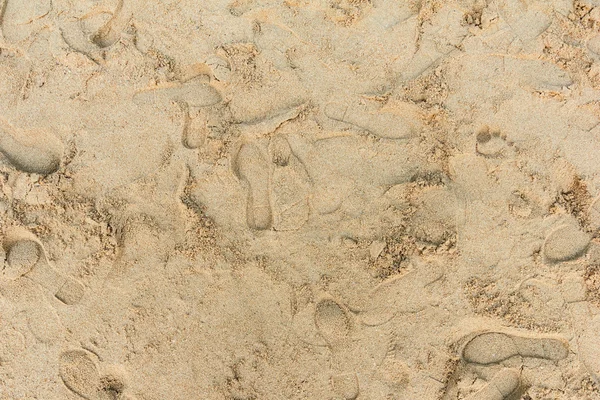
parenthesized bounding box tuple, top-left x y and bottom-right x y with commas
(134, 78, 222, 155)
(233, 140, 272, 230)
(293, 293, 392, 399)
(0, 117, 63, 176)
(90, 0, 139, 49)
(313, 296, 361, 400)
(231, 105, 306, 230)
(330, 372, 360, 400)
(0, 228, 84, 348)
(0, 0, 51, 43)
(542, 220, 590, 263)
(285, 133, 355, 215)
(269, 138, 311, 232)
(314, 297, 354, 345)
(464, 368, 524, 400)
(576, 312, 600, 385)
(409, 187, 459, 245)
(324, 100, 423, 140)
(475, 126, 513, 158)
(460, 329, 569, 365)
(58, 0, 141, 62)
(449, 322, 569, 399)
(285, 132, 443, 216)
(361, 258, 445, 326)
(3, 227, 85, 305)
(133, 79, 222, 109)
(59, 349, 136, 400)
(0, 320, 25, 364)
(177, 101, 208, 150)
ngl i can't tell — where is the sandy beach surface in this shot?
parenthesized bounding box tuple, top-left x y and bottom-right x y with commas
(2, 0, 600, 398)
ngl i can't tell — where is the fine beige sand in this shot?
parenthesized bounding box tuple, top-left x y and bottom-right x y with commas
(2, 0, 600, 399)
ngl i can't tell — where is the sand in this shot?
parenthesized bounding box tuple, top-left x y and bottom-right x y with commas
(1, 0, 600, 398)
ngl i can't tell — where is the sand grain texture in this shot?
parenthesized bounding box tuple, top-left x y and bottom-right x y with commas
(1, 0, 600, 398)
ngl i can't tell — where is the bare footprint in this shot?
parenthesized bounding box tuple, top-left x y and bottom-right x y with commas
(293, 293, 391, 397)
(0, 117, 63, 175)
(3, 227, 84, 305)
(461, 330, 568, 365)
(270, 140, 311, 232)
(464, 368, 523, 400)
(475, 126, 511, 158)
(324, 101, 422, 139)
(233, 141, 272, 230)
(313, 297, 359, 398)
(0, 278, 64, 343)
